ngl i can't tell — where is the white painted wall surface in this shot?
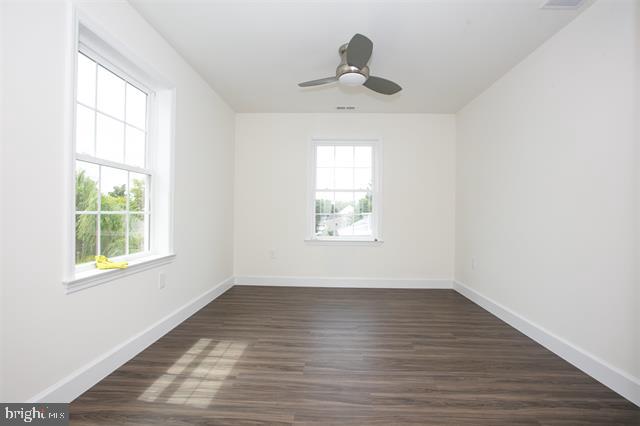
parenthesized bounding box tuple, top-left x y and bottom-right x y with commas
(456, 0, 639, 382)
(2, 0, 637, 406)
(0, 0, 235, 401)
(234, 113, 455, 281)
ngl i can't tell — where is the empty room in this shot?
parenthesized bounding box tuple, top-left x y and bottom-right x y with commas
(1, 0, 639, 424)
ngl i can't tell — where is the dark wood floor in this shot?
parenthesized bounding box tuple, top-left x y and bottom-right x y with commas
(71, 286, 639, 425)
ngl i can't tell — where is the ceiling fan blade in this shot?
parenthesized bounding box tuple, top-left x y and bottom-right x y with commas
(363, 76, 402, 95)
(298, 77, 338, 87)
(346, 33, 373, 69)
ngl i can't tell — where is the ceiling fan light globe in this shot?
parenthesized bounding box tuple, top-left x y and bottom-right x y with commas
(339, 72, 366, 86)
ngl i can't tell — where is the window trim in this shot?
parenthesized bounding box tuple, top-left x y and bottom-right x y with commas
(306, 138, 383, 243)
(64, 8, 176, 289)
(74, 44, 154, 271)
(64, 254, 176, 295)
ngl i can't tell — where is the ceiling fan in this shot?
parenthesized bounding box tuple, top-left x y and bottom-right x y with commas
(298, 34, 402, 95)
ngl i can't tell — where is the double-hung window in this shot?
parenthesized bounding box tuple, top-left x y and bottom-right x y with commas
(74, 41, 155, 268)
(66, 21, 175, 292)
(309, 140, 381, 242)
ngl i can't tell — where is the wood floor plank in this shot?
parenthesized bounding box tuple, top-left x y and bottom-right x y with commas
(70, 287, 639, 425)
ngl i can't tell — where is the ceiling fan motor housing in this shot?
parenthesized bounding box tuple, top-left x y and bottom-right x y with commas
(337, 64, 369, 85)
(336, 43, 369, 86)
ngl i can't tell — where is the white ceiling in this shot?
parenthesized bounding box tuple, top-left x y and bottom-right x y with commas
(129, 0, 591, 113)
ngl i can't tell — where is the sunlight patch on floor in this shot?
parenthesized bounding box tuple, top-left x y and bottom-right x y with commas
(138, 339, 247, 408)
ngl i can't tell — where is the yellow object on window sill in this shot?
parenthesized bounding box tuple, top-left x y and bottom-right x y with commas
(95, 255, 129, 270)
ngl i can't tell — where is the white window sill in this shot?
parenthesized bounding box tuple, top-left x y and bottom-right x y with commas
(304, 239, 384, 246)
(63, 253, 176, 294)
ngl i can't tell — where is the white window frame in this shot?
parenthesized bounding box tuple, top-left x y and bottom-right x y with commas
(74, 45, 154, 272)
(63, 10, 176, 293)
(306, 138, 383, 243)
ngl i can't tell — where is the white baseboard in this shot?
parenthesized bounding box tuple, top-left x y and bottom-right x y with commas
(234, 275, 453, 289)
(453, 280, 640, 407)
(28, 276, 235, 403)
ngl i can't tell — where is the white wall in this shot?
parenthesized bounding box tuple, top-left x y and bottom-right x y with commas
(234, 114, 455, 281)
(456, 0, 639, 386)
(2, 0, 636, 406)
(0, 0, 235, 401)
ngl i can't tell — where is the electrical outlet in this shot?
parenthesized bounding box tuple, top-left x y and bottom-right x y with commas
(269, 249, 277, 260)
(158, 272, 166, 290)
(471, 257, 476, 270)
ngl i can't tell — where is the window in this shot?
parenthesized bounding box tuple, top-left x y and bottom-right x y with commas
(74, 50, 152, 267)
(65, 21, 175, 291)
(309, 140, 381, 241)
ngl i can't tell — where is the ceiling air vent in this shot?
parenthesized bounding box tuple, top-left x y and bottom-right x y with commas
(541, 0, 585, 9)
